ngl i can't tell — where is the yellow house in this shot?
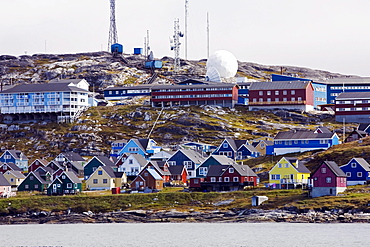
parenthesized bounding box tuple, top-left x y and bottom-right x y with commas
(3, 170, 25, 190)
(252, 140, 274, 156)
(86, 166, 127, 190)
(268, 157, 311, 189)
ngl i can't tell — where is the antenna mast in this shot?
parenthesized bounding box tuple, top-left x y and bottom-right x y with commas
(207, 12, 210, 58)
(171, 18, 183, 73)
(108, 0, 118, 50)
(185, 0, 189, 60)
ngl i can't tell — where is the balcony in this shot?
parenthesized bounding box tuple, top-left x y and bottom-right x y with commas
(249, 100, 306, 105)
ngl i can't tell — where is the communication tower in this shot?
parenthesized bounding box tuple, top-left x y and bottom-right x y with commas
(185, 0, 189, 60)
(170, 18, 184, 73)
(108, 0, 118, 50)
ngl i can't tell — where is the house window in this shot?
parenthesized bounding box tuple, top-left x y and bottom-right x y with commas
(167, 161, 176, 166)
(144, 172, 148, 177)
(4, 155, 11, 160)
(291, 90, 295, 95)
(128, 159, 133, 164)
(259, 91, 263, 96)
(229, 168, 234, 173)
(237, 152, 242, 158)
(194, 179, 199, 184)
(283, 98, 287, 102)
(278, 163, 282, 168)
(275, 98, 279, 102)
(211, 177, 216, 182)
(62, 175, 66, 179)
(298, 97, 302, 101)
(67, 183, 72, 188)
(30, 176, 34, 180)
(285, 163, 289, 168)
(267, 91, 271, 95)
(223, 143, 228, 148)
(259, 98, 263, 102)
(351, 163, 357, 168)
(321, 167, 326, 173)
(346, 172, 351, 177)
(271, 174, 280, 180)
(10, 178, 14, 182)
(219, 177, 223, 182)
(25, 184, 29, 189)
(103, 179, 108, 184)
(224, 177, 230, 182)
(291, 97, 295, 102)
(283, 90, 287, 95)
(199, 167, 208, 176)
(233, 177, 239, 182)
(267, 98, 271, 102)
(326, 177, 332, 183)
(184, 161, 192, 169)
(93, 179, 98, 184)
(98, 170, 103, 175)
(34, 184, 39, 189)
(357, 172, 362, 177)
(275, 91, 279, 95)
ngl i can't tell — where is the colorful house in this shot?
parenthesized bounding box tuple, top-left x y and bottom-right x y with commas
(17, 171, 52, 192)
(117, 138, 161, 159)
(143, 161, 171, 184)
(268, 157, 311, 189)
(110, 139, 127, 158)
(3, 170, 25, 189)
(273, 129, 339, 155)
(167, 149, 206, 178)
(195, 155, 237, 178)
(47, 171, 82, 196)
(117, 153, 147, 177)
(340, 158, 370, 186)
(310, 161, 347, 198)
(251, 139, 274, 156)
(83, 156, 115, 180)
(28, 159, 48, 173)
(0, 173, 12, 198)
(168, 165, 188, 185)
(212, 137, 259, 160)
(0, 150, 28, 172)
(0, 162, 22, 174)
(85, 166, 126, 190)
(344, 130, 368, 143)
(130, 167, 164, 191)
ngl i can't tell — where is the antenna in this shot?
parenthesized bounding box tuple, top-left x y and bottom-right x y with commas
(185, 0, 189, 60)
(108, 0, 118, 50)
(171, 18, 183, 73)
(207, 12, 210, 58)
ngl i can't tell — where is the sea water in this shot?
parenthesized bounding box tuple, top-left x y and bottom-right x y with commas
(0, 222, 368, 247)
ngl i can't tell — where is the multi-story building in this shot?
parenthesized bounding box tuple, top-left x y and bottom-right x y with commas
(325, 77, 370, 104)
(335, 92, 370, 123)
(248, 80, 314, 112)
(151, 83, 239, 108)
(0, 79, 90, 122)
(103, 85, 152, 102)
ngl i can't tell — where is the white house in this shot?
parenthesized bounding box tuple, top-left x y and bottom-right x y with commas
(117, 153, 147, 176)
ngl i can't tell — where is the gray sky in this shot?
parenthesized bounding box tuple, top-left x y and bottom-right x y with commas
(1, 0, 370, 76)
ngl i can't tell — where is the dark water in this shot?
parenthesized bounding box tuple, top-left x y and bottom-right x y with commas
(0, 222, 368, 247)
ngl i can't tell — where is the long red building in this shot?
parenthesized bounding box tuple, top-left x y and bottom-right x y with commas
(151, 83, 239, 108)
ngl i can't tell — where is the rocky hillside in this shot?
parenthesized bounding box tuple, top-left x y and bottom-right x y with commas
(0, 51, 358, 91)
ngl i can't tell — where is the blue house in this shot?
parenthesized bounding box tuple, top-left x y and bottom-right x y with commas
(237, 82, 251, 105)
(110, 140, 127, 158)
(103, 85, 152, 102)
(167, 149, 206, 178)
(273, 128, 339, 155)
(195, 155, 236, 178)
(340, 158, 370, 186)
(0, 150, 28, 172)
(212, 138, 259, 160)
(117, 139, 161, 159)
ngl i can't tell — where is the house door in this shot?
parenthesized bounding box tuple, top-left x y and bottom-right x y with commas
(135, 181, 140, 189)
(53, 184, 57, 193)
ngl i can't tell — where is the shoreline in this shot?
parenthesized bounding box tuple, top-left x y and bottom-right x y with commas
(1, 208, 370, 224)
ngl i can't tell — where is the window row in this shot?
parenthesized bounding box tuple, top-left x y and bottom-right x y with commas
(258, 90, 296, 96)
(252, 97, 303, 103)
(153, 94, 232, 99)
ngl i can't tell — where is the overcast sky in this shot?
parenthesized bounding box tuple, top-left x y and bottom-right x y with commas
(1, 0, 370, 76)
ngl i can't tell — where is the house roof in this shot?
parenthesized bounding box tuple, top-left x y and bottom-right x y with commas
(274, 130, 334, 140)
(323, 161, 346, 177)
(1, 162, 21, 171)
(224, 137, 248, 151)
(6, 150, 28, 160)
(233, 164, 258, 177)
(249, 81, 311, 90)
(5, 170, 25, 179)
(152, 83, 236, 90)
(147, 161, 171, 176)
(168, 165, 186, 176)
(0, 81, 89, 94)
(35, 166, 55, 174)
(149, 151, 176, 160)
(209, 155, 237, 166)
(128, 154, 147, 167)
(284, 157, 311, 173)
(315, 126, 332, 134)
(358, 123, 370, 132)
(62, 171, 81, 184)
(207, 165, 227, 177)
(104, 85, 153, 91)
(347, 158, 370, 172)
(336, 91, 370, 100)
(31, 159, 49, 166)
(32, 171, 52, 184)
(178, 149, 206, 164)
(95, 156, 115, 166)
(62, 152, 85, 162)
(0, 173, 11, 186)
(101, 166, 124, 178)
(146, 167, 163, 180)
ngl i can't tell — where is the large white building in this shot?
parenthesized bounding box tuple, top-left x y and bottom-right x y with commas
(0, 79, 90, 123)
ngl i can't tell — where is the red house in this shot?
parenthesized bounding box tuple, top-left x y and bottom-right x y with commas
(168, 165, 188, 185)
(0, 162, 22, 173)
(248, 81, 314, 112)
(130, 167, 164, 191)
(151, 83, 239, 108)
(143, 161, 171, 183)
(28, 159, 48, 173)
(310, 161, 347, 198)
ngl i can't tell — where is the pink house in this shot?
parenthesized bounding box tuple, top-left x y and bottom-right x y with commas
(310, 161, 347, 198)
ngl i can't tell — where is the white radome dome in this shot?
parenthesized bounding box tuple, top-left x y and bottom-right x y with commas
(206, 50, 238, 78)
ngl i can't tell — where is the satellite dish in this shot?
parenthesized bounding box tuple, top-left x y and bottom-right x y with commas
(206, 67, 222, 82)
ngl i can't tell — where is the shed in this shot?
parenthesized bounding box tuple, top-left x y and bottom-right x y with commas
(252, 196, 268, 206)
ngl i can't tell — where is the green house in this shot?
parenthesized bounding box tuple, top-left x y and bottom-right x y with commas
(17, 171, 52, 192)
(47, 171, 82, 196)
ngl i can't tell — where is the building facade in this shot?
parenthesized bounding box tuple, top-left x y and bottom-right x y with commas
(335, 92, 370, 123)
